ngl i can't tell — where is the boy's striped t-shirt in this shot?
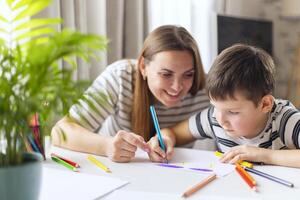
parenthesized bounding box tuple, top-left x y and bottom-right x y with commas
(69, 59, 210, 137)
(189, 99, 300, 151)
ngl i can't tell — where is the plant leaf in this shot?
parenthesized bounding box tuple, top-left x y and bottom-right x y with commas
(0, 15, 8, 22)
(14, 0, 51, 21)
(12, 0, 34, 10)
(15, 27, 55, 41)
(5, 0, 14, 7)
(0, 28, 8, 34)
(14, 18, 62, 31)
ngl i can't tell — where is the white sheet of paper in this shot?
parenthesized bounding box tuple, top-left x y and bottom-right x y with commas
(104, 190, 182, 200)
(104, 190, 259, 200)
(39, 167, 128, 200)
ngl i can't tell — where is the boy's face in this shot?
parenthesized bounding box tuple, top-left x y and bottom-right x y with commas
(210, 91, 272, 139)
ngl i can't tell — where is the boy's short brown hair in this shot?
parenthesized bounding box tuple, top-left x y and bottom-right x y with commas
(207, 44, 275, 105)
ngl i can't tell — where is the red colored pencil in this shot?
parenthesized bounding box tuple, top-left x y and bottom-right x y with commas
(51, 153, 80, 168)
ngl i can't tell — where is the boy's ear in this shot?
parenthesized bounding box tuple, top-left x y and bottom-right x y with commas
(260, 95, 274, 113)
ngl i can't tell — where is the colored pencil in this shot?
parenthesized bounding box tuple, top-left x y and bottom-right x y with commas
(214, 151, 253, 168)
(182, 173, 217, 198)
(51, 153, 80, 168)
(235, 163, 257, 191)
(51, 156, 78, 172)
(87, 155, 111, 173)
(150, 105, 166, 152)
(244, 166, 294, 188)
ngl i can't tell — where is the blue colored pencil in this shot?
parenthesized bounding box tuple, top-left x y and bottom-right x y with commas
(150, 105, 166, 152)
(244, 167, 294, 188)
(27, 136, 41, 154)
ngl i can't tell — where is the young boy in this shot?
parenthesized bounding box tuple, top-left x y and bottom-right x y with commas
(148, 44, 300, 168)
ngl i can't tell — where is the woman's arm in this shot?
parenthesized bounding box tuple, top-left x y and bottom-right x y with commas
(51, 116, 150, 162)
(51, 116, 110, 156)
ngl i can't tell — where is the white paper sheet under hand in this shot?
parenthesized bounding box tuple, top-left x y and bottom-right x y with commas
(39, 167, 128, 200)
(104, 190, 182, 200)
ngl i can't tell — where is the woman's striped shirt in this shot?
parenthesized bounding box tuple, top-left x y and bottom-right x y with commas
(189, 99, 300, 151)
(69, 59, 210, 137)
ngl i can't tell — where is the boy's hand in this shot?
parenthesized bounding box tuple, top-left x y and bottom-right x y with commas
(219, 145, 270, 164)
(106, 130, 150, 162)
(147, 135, 174, 162)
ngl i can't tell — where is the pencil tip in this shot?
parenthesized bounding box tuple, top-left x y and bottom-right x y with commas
(252, 186, 258, 192)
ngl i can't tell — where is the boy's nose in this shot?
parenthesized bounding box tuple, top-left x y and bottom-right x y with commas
(217, 113, 228, 127)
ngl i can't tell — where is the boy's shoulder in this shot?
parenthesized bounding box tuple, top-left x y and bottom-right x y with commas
(271, 99, 298, 119)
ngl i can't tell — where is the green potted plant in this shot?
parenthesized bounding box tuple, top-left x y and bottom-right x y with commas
(0, 0, 107, 199)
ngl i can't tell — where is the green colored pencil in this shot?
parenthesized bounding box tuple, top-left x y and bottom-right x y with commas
(51, 156, 78, 172)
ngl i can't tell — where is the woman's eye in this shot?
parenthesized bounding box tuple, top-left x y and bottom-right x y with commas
(161, 73, 172, 78)
(184, 73, 194, 79)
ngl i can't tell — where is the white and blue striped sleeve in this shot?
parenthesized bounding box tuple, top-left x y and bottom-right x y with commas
(188, 107, 214, 139)
(277, 106, 300, 149)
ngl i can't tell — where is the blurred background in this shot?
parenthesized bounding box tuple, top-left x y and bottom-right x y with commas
(3, 0, 299, 107)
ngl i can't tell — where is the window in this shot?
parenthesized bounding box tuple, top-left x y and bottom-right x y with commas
(148, 0, 217, 73)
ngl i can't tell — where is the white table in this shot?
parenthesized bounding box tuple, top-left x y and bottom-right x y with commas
(44, 146, 300, 199)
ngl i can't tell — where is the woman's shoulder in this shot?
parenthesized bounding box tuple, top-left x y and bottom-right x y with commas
(106, 59, 137, 73)
(182, 89, 210, 104)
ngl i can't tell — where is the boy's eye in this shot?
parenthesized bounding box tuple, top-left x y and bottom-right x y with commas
(228, 111, 239, 115)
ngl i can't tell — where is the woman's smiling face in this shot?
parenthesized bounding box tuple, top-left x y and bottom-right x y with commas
(142, 50, 195, 108)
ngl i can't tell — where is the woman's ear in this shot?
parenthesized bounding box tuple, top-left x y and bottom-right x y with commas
(260, 95, 274, 113)
(138, 56, 147, 80)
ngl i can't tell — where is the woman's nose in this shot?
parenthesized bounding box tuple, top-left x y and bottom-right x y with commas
(171, 78, 183, 92)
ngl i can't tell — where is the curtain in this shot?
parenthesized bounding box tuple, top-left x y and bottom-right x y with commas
(107, 0, 148, 64)
(148, 0, 217, 73)
(38, 0, 148, 81)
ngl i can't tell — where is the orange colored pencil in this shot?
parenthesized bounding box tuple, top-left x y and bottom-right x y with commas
(182, 174, 217, 198)
(235, 163, 257, 191)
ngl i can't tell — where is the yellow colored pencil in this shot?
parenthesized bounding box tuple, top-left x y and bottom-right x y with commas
(214, 151, 253, 168)
(87, 155, 111, 173)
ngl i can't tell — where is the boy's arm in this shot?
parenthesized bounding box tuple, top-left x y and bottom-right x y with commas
(267, 149, 300, 168)
(220, 146, 300, 168)
(169, 119, 196, 146)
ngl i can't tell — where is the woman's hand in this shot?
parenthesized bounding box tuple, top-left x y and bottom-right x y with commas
(147, 135, 174, 162)
(106, 130, 150, 162)
(219, 145, 270, 164)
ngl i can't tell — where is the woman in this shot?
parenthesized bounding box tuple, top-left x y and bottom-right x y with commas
(51, 25, 210, 162)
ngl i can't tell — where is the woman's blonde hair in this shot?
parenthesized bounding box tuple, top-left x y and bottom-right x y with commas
(131, 25, 205, 140)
